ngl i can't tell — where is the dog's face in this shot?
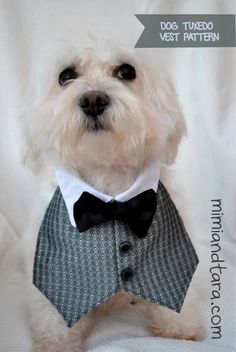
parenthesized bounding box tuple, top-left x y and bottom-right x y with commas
(24, 47, 185, 177)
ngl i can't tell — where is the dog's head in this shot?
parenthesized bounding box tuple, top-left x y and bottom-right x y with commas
(23, 46, 185, 176)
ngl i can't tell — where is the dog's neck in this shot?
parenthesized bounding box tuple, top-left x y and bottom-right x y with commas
(66, 150, 160, 196)
(77, 162, 145, 196)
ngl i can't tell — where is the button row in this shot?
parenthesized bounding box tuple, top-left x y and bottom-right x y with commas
(119, 241, 133, 282)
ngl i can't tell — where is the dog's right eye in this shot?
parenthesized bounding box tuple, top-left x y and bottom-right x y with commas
(59, 67, 78, 86)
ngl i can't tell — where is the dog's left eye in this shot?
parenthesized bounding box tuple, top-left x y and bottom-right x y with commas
(59, 67, 78, 86)
(114, 64, 136, 81)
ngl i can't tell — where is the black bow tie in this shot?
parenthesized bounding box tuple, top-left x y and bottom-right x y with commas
(73, 189, 157, 238)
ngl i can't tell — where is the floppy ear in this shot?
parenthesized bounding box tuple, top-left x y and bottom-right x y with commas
(144, 64, 186, 165)
(20, 45, 59, 173)
(22, 143, 43, 172)
(161, 89, 187, 165)
(20, 106, 44, 173)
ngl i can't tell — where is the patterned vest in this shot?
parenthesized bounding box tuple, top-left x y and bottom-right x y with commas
(33, 181, 198, 327)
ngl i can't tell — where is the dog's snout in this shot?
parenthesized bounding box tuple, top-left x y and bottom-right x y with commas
(79, 91, 109, 117)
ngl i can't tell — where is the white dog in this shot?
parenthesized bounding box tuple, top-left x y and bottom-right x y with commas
(21, 45, 205, 352)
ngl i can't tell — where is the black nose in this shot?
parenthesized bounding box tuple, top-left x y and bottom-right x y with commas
(79, 90, 109, 117)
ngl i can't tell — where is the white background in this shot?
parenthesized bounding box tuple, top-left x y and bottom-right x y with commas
(0, 1, 235, 351)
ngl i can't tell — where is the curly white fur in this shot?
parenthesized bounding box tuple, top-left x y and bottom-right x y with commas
(23, 46, 185, 193)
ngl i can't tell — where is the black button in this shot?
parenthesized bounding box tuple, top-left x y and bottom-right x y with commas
(119, 241, 132, 255)
(121, 268, 134, 282)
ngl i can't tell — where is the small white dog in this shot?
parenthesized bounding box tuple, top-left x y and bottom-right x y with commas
(22, 45, 205, 352)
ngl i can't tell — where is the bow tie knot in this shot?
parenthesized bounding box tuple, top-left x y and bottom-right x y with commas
(73, 189, 157, 238)
(106, 200, 126, 214)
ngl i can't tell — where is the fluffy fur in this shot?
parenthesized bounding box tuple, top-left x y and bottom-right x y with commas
(22, 45, 205, 351)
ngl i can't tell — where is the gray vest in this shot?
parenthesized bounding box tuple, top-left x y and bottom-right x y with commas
(33, 182, 198, 327)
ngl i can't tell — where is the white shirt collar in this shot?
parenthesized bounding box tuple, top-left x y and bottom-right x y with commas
(55, 160, 160, 227)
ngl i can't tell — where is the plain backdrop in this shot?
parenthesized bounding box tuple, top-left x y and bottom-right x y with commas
(0, 1, 235, 351)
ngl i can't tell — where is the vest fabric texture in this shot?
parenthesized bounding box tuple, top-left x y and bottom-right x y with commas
(33, 182, 199, 327)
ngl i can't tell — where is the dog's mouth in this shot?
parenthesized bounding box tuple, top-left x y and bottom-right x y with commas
(82, 116, 109, 133)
